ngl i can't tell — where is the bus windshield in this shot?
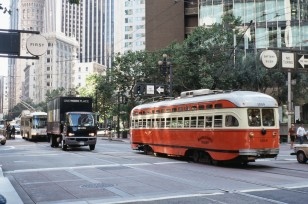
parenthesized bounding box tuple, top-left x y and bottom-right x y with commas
(32, 116, 47, 129)
(68, 113, 95, 126)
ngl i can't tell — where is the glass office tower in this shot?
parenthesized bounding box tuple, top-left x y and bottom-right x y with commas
(199, 0, 308, 50)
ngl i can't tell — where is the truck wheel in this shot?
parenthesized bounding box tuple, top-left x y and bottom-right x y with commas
(54, 140, 59, 148)
(61, 140, 67, 151)
(89, 145, 95, 151)
(50, 136, 57, 148)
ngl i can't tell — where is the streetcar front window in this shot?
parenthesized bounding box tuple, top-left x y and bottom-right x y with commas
(262, 109, 275, 126)
(248, 109, 261, 126)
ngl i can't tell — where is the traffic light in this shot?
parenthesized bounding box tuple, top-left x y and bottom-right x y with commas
(134, 84, 144, 95)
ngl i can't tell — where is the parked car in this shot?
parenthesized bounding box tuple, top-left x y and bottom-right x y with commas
(0, 134, 6, 145)
(290, 144, 308, 163)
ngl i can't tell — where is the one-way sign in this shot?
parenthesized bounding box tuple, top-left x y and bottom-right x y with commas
(156, 86, 164, 94)
(298, 54, 308, 68)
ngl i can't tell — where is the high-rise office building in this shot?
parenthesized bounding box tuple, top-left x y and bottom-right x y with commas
(199, 0, 308, 50)
(114, 0, 146, 54)
(7, 0, 112, 106)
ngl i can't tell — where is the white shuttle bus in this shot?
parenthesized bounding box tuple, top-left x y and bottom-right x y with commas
(20, 111, 48, 140)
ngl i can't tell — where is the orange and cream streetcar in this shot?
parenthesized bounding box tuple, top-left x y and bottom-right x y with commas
(130, 89, 280, 164)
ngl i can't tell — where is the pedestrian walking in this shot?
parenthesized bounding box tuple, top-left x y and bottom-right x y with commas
(296, 123, 306, 144)
(10, 125, 16, 139)
(288, 124, 296, 149)
(6, 123, 11, 139)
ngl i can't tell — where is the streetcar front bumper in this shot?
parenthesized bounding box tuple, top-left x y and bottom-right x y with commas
(239, 148, 279, 158)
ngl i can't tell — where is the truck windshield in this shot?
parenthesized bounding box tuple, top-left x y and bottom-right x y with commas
(69, 113, 95, 126)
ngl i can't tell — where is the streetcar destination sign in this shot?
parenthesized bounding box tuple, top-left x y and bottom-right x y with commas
(260, 50, 277, 69)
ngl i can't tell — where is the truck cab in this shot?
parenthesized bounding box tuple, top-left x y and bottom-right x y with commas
(50, 112, 97, 150)
(47, 97, 97, 151)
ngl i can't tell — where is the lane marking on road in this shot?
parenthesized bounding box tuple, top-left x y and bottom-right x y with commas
(100, 192, 225, 204)
(0, 146, 15, 151)
(5, 161, 186, 174)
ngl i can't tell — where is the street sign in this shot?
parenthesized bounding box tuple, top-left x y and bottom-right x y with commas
(298, 54, 308, 69)
(156, 86, 164, 94)
(146, 85, 155, 95)
(281, 52, 295, 69)
(260, 50, 278, 69)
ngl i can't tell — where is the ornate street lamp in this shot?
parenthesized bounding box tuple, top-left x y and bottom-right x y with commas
(158, 54, 173, 97)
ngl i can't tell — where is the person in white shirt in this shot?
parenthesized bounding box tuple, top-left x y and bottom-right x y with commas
(296, 124, 306, 144)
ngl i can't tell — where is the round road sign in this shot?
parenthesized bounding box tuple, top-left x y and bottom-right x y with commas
(26, 34, 48, 56)
(260, 50, 278, 69)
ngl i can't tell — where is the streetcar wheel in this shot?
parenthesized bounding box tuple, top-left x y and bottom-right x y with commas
(297, 151, 307, 163)
(193, 150, 200, 163)
(61, 140, 67, 151)
(89, 144, 95, 151)
(144, 145, 153, 155)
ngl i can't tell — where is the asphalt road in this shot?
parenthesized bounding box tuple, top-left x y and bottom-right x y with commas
(0, 135, 308, 204)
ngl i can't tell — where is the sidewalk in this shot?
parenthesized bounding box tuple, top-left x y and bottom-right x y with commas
(0, 167, 23, 204)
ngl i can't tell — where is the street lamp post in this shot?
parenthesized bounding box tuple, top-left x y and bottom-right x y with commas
(158, 54, 173, 97)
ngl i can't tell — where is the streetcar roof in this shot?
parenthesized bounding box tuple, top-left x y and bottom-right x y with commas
(132, 91, 278, 110)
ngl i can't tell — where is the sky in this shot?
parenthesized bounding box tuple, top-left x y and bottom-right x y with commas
(0, 0, 11, 77)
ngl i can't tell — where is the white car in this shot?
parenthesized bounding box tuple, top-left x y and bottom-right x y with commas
(291, 144, 308, 163)
(0, 134, 6, 145)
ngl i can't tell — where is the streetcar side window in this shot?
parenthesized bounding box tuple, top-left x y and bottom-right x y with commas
(199, 105, 205, 110)
(166, 118, 171, 127)
(147, 119, 151, 128)
(225, 115, 239, 127)
(142, 119, 146, 128)
(160, 118, 165, 128)
(191, 116, 197, 128)
(214, 115, 223, 127)
(155, 118, 160, 128)
(184, 117, 190, 127)
(138, 120, 143, 128)
(198, 116, 204, 128)
(248, 109, 261, 126)
(205, 116, 213, 127)
(171, 117, 177, 127)
(262, 109, 275, 126)
(177, 117, 183, 128)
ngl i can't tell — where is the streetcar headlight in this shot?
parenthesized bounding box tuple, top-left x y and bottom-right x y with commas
(249, 132, 254, 138)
